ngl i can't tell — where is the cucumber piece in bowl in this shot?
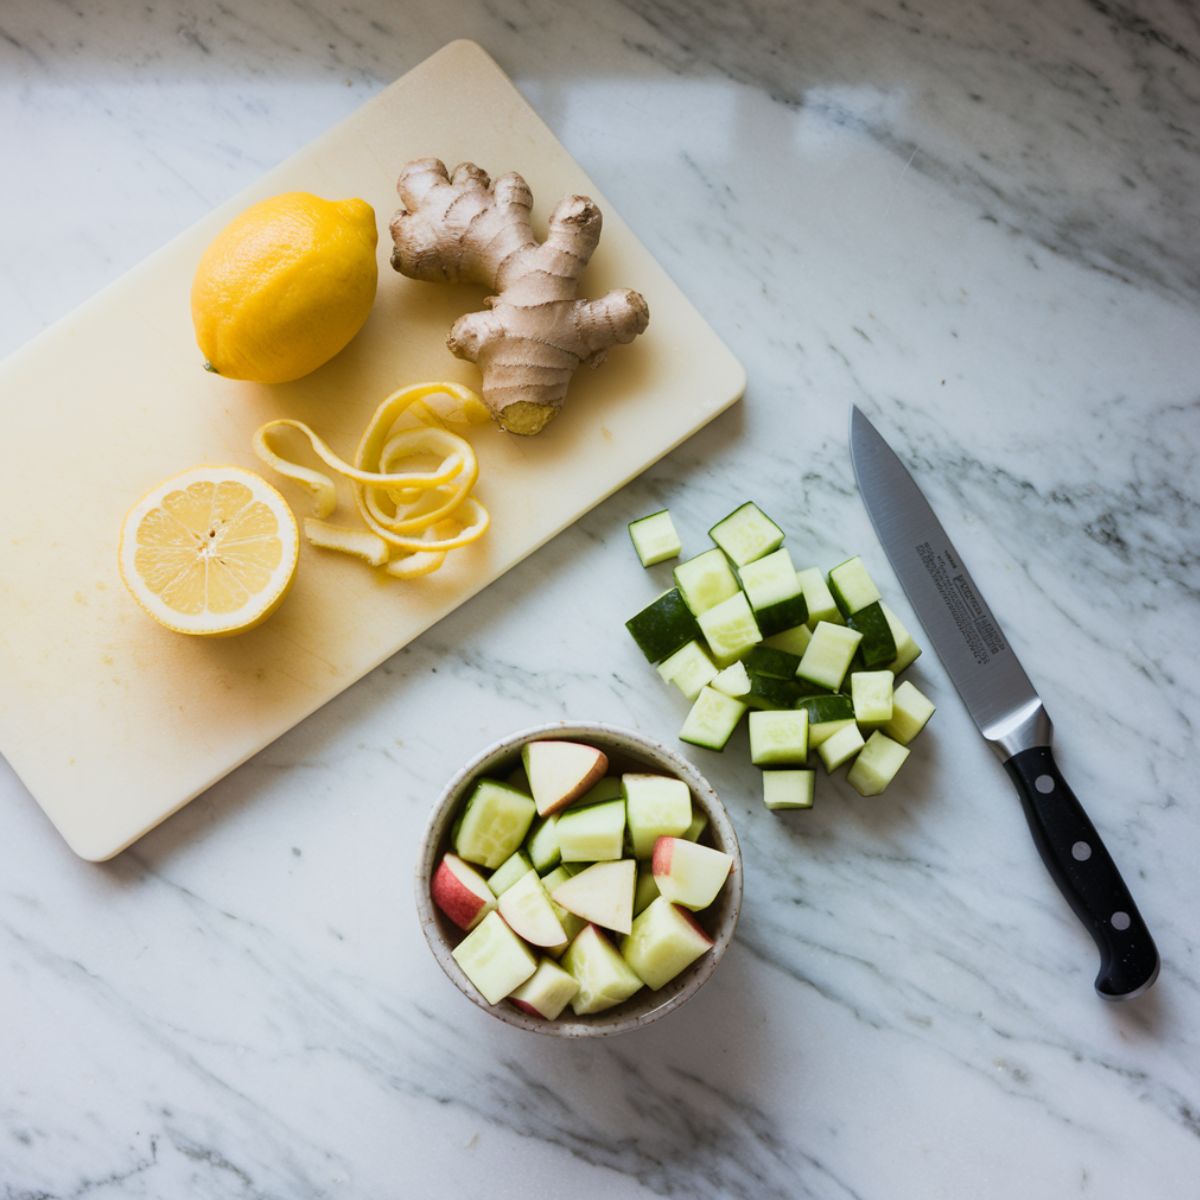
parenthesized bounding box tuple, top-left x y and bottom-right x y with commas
(454, 779, 536, 869)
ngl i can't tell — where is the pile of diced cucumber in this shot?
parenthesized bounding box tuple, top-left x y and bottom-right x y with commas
(626, 504, 935, 807)
(430, 738, 735, 1021)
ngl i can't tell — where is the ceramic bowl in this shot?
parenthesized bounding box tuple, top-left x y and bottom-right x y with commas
(415, 721, 743, 1037)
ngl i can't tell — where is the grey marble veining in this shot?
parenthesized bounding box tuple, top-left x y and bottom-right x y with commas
(2, 0, 1199, 1197)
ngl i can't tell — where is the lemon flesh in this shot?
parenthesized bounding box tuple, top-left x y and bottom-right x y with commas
(191, 192, 378, 384)
(119, 466, 299, 636)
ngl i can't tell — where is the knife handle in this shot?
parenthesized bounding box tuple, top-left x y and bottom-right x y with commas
(1004, 745, 1159, 1000)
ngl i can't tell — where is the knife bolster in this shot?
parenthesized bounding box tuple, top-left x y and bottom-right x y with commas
(986, 698, 1052, 761)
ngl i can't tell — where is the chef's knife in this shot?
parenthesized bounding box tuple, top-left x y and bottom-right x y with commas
(849, 406, 1159, 1000)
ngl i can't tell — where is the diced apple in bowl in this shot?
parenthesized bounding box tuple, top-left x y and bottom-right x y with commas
(430, 853, 497, 931)
(522, 739, 609, 816)
(427, 733, 738, 1025)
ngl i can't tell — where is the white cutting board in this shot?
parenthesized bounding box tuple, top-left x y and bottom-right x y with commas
(0, 40, 744, 861)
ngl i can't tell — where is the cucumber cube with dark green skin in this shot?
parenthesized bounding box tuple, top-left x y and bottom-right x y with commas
(738, 548, 808, 634)
(708, 502, 785, 566)
(743, 673, 807, 711)
(626, 589, 701, 663)
(827, 556, 882, 617)
(754, 592, 810, 636)
(742, 645, 803, 680)
(848, 601, 898, 668)
(795, 693, 856, 723)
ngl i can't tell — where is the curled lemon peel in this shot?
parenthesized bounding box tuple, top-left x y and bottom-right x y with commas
(253, 381, 490, 577)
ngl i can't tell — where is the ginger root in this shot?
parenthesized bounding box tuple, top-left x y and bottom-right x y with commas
(389, 159, 650, 436)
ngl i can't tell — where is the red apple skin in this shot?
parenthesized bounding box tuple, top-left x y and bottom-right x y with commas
(675, 904, 714, 945)
(537, 745, 610, 816)
(510, 998, 548, 1018)
(430, 857, 493, 931)
(651, 836, 678, 878)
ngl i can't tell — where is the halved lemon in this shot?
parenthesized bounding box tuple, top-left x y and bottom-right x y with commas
(118, 466, 299, 636)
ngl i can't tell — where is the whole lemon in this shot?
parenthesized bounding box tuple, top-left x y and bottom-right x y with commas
(191, 192, 378, 384)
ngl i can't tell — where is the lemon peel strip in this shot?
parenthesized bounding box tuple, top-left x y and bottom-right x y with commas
(253, 382, 490, 578)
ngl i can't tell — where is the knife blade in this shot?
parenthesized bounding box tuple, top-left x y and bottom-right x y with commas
(849, 406, 1158, 1000)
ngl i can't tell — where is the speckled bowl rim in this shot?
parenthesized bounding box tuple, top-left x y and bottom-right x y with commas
(415, 721, 744, 1038)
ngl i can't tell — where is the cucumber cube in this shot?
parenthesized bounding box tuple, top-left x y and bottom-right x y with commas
(710, 660, 751, 698)
(626, 589, 701, 663)
(509, 956, 581, 1020)
(628, 509, 682, 567)
(848, 601, 898, 668)
(451, 910, 537, 1004)
(749, 709, 809, 766)
(796, 567, 843, 628)
(883, 680, 936, 744)
(524, 815, 561, 874)
(563, 924, 645, 1015)
(697, 591, 762, 661)
(762, 769, 816, 810)
(679, 686, 748, 751)
(576, 776, 623, 808)
(763, 623, 812, 656)
(674, 548, 740, 615)
(556, 798, 626, 862)
(743, 673, 806, 710)
(797, 693, 855, 723)
(810, 717, 856, 747)
(742, 645, 802, 679)
(847, 731, 910, 796)
(682, 808, 708, 842)
(623, 774, 693, 858)
(620, 897, 713, 990)
(797, 621, 863, 691)
(633, 863, 661, 916)
(454, 779, 537, 869)
(817, 722, 865, 772)
(488, 850, 534, 896)
(709, 501, 785, 566)
(540, 866, 587, 945)
(755, 594, 811, 637)
(738, 547, 800, 610)
(655, 640, 719, 700)
(851, 670, 895, 725)
(828, 556, 882, 616)
(881, 602, 922, 673)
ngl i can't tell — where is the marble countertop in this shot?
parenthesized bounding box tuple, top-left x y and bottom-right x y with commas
(2, 2, 1198, 1197)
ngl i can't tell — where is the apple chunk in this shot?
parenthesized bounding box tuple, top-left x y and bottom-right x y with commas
(451, 911, 537, 1004)
(430, 853, 497, 931)
(652, 837, 734, 910)
(562, 924, 645, 1015)
(550, 859, 636, 935)
(510, 957, 580, 1020)
(497, 869, 568, 949)
(620, 897, 713, 989)
(521, 740, 609, 816)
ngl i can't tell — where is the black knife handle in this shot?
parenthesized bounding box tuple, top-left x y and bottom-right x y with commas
(1004, 746, 1159, 1000)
